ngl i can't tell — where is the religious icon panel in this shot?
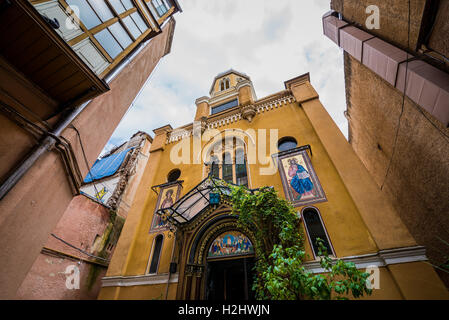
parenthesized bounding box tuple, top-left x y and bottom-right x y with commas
(150, 183, 181, 232)
(277, 148, 327, 207)
(208, 231, 254, 259)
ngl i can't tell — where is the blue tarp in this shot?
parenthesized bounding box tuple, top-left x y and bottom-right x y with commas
(83, 148, 133, 183)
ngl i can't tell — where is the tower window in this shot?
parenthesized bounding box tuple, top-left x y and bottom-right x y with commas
(211, 99, 238, 115)
(149, 235, 163, 274)
(277, 137, 298, 152)
(302, 208, 334, 258)
(219, 77, 230, 91)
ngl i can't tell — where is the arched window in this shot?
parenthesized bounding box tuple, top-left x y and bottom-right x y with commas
(302, 208, 334, 258)
(148, 235, 163, 274)
(278, 137, 297, 152)
(167, 169, 181, 182)
(222, 152, 233, 183)
(219, 78, 230, 91)
(206, 138, 249, 186)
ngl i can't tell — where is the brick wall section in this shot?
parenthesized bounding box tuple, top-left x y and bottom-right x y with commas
(45, 195, 111, 258)
(16, 195, 111, 299)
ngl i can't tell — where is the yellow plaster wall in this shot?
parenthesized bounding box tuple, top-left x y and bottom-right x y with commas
(99, 77, 447, 300)
(103, 98, 381, 287)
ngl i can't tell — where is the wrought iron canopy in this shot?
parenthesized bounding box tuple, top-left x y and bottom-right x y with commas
(156, 176, 232, 226)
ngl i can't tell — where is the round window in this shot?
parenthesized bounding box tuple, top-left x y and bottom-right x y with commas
(277, 137, 298, 152)
(167, 169, 181, 182)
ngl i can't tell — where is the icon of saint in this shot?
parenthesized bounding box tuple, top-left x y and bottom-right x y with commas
(288, 158, 314, 200)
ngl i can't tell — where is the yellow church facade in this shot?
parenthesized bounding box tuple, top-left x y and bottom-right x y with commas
(98, 70, 448, 300)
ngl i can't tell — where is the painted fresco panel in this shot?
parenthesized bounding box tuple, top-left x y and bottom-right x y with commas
(277, 148, 326, 207)
(208, 231, 254, 259)
(150, 184, 181, 232)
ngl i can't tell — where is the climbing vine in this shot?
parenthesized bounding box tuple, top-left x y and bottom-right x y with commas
(228, 185, 373, 300)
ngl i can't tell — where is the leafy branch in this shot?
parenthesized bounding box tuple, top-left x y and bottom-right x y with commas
(228, 184, 372, 300)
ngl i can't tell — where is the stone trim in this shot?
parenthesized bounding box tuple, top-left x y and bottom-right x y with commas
(101, 273, 179, 287)
(101, 246, 427, 287)
(166, 93, 296, 144)
(303, 246, 427, 273)
(322, 11, 449, 126)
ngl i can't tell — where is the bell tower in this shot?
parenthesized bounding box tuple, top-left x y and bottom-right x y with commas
(194, 69, 257, 121)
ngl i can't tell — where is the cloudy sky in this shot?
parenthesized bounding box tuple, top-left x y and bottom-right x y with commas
(104, 0, 347, 153)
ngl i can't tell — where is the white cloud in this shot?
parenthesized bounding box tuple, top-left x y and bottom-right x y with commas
(107, 0, 348, 149)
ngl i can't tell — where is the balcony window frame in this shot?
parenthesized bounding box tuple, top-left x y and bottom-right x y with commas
(62, 0, 151, 77)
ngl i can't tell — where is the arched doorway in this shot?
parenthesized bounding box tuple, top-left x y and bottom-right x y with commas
(180, 211, 259, 300)
(204, 230, 255, 300)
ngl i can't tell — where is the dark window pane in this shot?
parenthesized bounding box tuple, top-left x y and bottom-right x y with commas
(94, 28, 122, 58)
(131, 12, 148, 33)
(88, 0, 114, 22)
(222, 152, 233, 183)
(303, 209, 332, 256)
(211, 99, 238, 115)
(67, 0, 101, 29)
(149, 236, 163, 273)
(235, 149, 247, 186)
(223, 164, 233, 183)
(211, 156, 219, 179)
(108, 22, 132, 49)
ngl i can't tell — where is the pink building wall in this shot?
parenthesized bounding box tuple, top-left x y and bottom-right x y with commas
(16, 195, 113, 300)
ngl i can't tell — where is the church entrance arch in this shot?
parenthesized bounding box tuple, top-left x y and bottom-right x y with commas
(181, 213, 257, 300)
(205, 230, 255, 300)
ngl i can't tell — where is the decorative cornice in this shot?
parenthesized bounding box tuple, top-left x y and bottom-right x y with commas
(101, 273, 179, 287)
(153, 124, 173, 135)
(255, 94, 295, 114)
(165, 93, 296, 144)
(195, 96, 209, 105)
(284, 72, 311, 90)
(303, 246, 428, 273)
(206, 112, 242, 130)
(209, 88, 239, 105)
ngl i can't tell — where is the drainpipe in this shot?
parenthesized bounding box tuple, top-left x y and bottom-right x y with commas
(0, 99, 91, 200)
(0, 36, 153, 200)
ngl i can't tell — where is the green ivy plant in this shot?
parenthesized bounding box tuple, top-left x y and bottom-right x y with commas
(228, 185, 373, 300)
